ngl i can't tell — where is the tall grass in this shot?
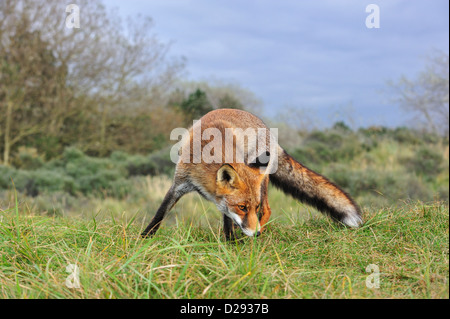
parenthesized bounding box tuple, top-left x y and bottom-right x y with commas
(0, 195, 448, 299)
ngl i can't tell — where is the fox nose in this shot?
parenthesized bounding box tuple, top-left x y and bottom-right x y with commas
(256, 231, 261, 237)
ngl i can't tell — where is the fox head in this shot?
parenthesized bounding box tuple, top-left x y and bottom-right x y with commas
(215, 163, 266, 237)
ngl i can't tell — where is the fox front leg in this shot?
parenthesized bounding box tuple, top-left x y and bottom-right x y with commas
(223, 215, 239, 241)
(141, 182, 191, 238)
(258, 176, 272, 233)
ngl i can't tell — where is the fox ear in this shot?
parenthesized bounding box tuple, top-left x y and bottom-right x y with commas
(217, 164, 240, 188)
(249, 151, 270, 168)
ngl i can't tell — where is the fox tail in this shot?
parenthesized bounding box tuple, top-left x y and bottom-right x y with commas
(270, 149, 362, 227)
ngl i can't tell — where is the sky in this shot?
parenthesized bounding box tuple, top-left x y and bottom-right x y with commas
(105, 0, 449, 128)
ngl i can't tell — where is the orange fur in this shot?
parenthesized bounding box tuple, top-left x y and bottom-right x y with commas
(141, 109, 362, 240)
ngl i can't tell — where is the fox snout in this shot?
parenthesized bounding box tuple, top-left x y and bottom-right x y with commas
(229, 212, 261, 237)
(241, 225, 261, 237)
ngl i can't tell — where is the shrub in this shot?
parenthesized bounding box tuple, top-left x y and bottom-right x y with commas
(324, 164, 433, 204)
(306, 131, 344, 147)
(391, 127, 421, 145)
(403, 146, 444, 178)
(147, 147, 174, 176)
(62, 147, 85, 162)
(4, 168, 32, 192)
(110, 151, 129, 162)
(332, 121, 352, 133)
(29, 170, 73, 193)
(1, 127, 446, 207)
(127, 147, 174, 177)
(290, 134, 366, 167)
(126, 155, 158, 176)
(12, 147, 44, 170)
(108, 178, 133, 199)
(0, 165, 16, 189)
(78, 170, 122, 196)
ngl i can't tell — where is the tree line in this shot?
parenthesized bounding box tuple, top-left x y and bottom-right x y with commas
(0, 0, 448, 168)
(0, 0, 260, 166)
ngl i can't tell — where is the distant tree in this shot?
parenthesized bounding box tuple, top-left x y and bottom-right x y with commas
(0, 0, 185, 161)
(390, 51, 449, 136)
(0, 22, 70, 165)
(179, 89, 213, 123)
(217, 93, 244, 110)
(170, 80, 263, 114)
(333, 121, 352, 133)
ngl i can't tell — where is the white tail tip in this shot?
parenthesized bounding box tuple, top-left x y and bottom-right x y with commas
(342, 214, 363, 228)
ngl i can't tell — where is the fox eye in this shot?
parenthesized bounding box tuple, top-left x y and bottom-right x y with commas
(238, 205, 247, 212)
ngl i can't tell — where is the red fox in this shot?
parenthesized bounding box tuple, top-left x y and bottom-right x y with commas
(141, 109, 362, 239)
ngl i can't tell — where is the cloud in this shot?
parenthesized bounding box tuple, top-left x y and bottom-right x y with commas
(106, 0, 449, 127)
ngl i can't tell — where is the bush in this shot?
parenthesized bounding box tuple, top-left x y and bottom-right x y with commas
(306, 131, 344, 147)
(78, 170, 122, 196)
(325, 164, 433, 204)
(391, 127, 421, 145)
(127, 147, 174, 177)
(290, 132, 366, 167)
(126, 155, 158, 176)
(0, 165, 15, 189)
(1, 127, 447, 207)
(403, 146, 444, 178)
(29, 170, 77, 195)
(62, 147, 85, 162)
(147, 147, 174, 175)
(3, 168, 32, 192)
(11, 147, 44, 170)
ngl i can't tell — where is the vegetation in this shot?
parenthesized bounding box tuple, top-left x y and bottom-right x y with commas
(0, 126, 447, 214)
(0, 0, 448, 300)
(389, 51, 449, 136)
(0, 125, 447, 300)
(0, 0, 259, 162)
(0, 199, 448, 299)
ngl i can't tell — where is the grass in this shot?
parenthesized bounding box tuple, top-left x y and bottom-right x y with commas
(0, 196, 448, 299)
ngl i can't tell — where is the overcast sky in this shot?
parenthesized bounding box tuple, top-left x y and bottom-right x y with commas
(106, 0, 449, 128)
